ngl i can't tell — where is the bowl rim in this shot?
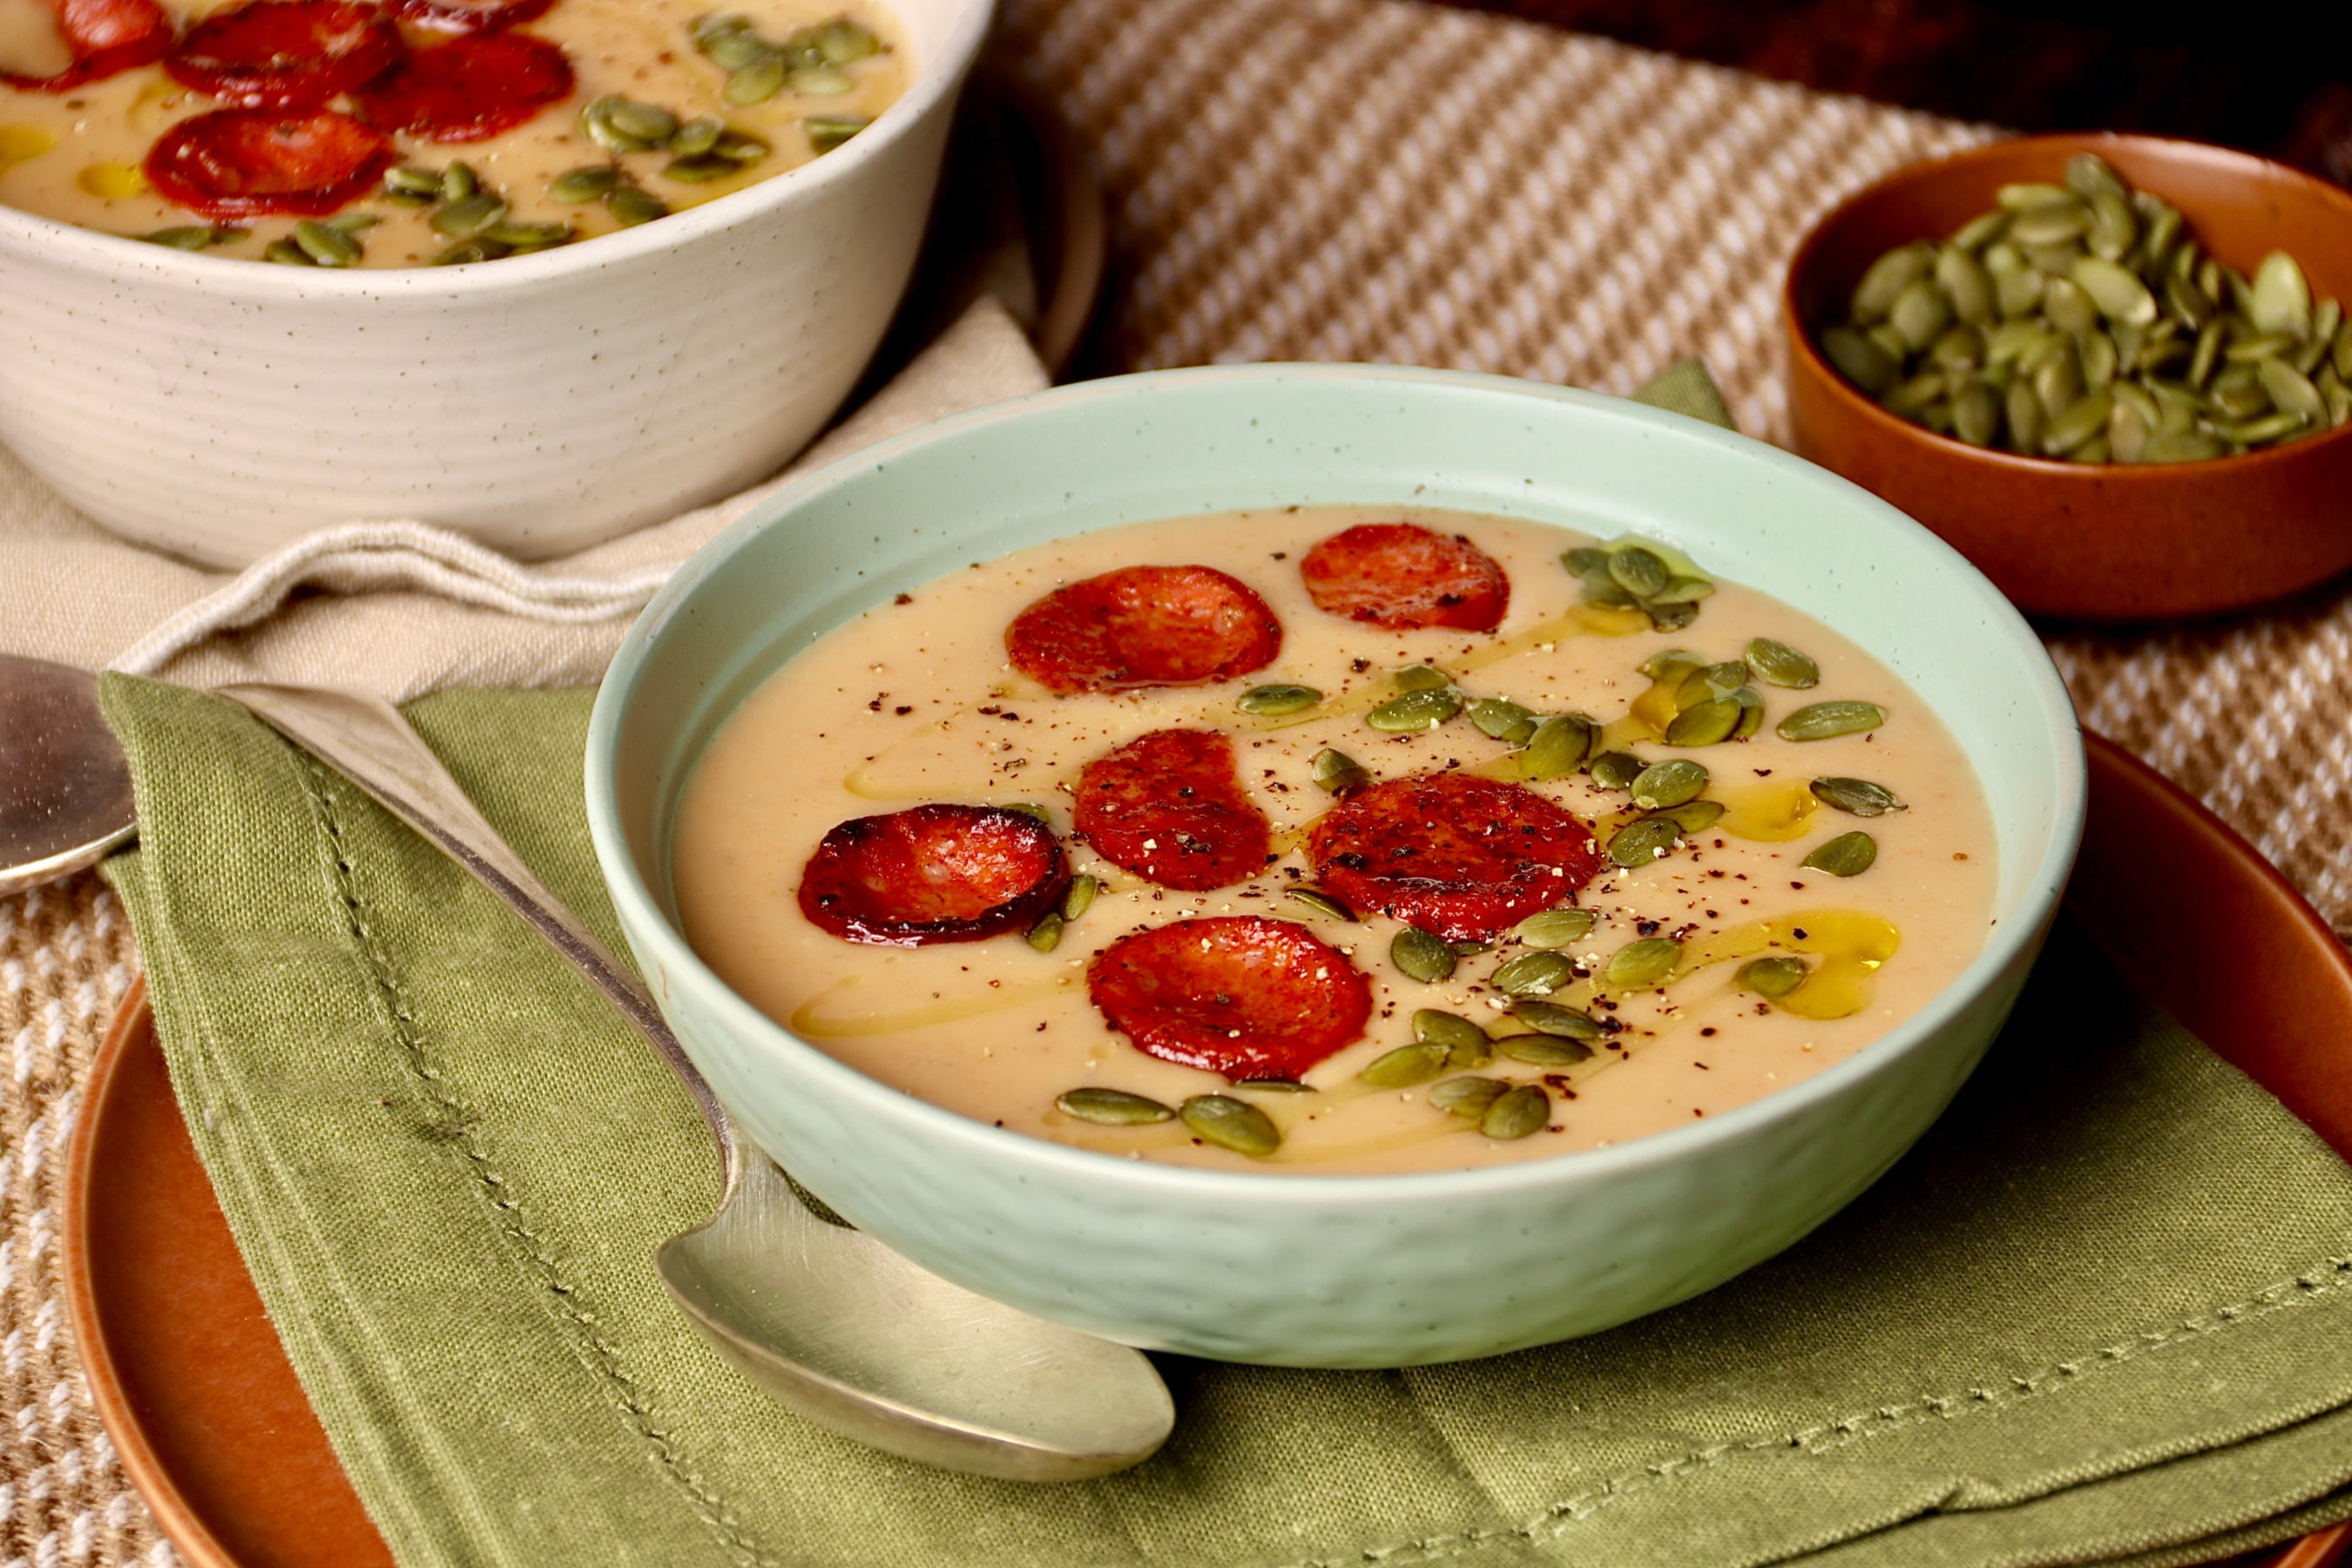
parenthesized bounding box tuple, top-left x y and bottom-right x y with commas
(0, 0, 997, 294)
(1783, 130, 2352, 481)
(585, 362, 2088, 1204)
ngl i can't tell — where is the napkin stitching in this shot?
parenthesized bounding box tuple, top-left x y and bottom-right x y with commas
(1289, 1253, 2352, 1566)
(301, 755, 781, 1568)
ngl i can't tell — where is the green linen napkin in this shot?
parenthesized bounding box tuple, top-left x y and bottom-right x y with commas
(100, 669, 2352, 1568)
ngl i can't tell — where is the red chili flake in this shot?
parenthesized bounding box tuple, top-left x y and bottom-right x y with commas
(1305, 773, 1603, 943)
(1088, 916, 1372, 1081)
(165, 0, 403, 111)
(1, 0, 172, 91)
(1005, 565, 1281, 694)
(1298, 522, 1510, 632)
(354, 30, 572, 143)
(382, 0, 555, 34)
(142, 108, 393, 220)
(1074, 729, 1270, 892)
(797, 804, 1069, 947)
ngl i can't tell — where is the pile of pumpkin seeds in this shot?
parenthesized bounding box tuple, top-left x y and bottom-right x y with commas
(1565, 540, 1713, 630)
(580, 94, 774, 186)
(374, 160, 580, 265)
(1822, 153, 2351, 462)
(691, 11, 880, 151)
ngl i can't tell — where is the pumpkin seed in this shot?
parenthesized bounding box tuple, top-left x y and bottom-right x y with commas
(1360, 1042, 1450, 1088)
(1657, 799, 1725, 833)
(482, 221, 570, 250)
(2140, 429, 2227, 463)
(1740, 636, 1819, 689)
(1058, 1087, 1173, 1125)
(2009, 199, 2090, 248)
(1998, 182, 2072, 210)
(1391, 927, 1456, 983)
(727, 56, 787, 104)
(1238, 683, 1321, 716)
(703, 31, 774, 71)
(260, 239, 312, 266)
(549, 166, 621, 203)
(1493, 950, 1575, 997)
(1640, 647, 1707, 681)
(805, 115, 868, 152)
(2005, 379, 2046, 449)
(1367, 686, 1462, 733)
(2042, 389, 2114, 457)
(1675, 661, 1749, 709)
(1062, 875, 1098, 922)
(1589, 751, 1644, 791)
(2224, 332, 2295, 365)
(1517, 714, 1594, 781)
(1608, 546, 1670, 598)
(1469, 698, 1539, 742)
(664, 155, 742, 184)
(1605, 936, 1682, 990)
(2086, 189, 2136, 260)
(1952, 210, 2011, 250)
(810, 16, 881, 60)
(1936, 246, 1995, 325)
(384, 165, 442, 199)
(1952, 381, 2000, 446)
(1392, 663, 1451, 692)
(1649, 576, 1718, 607)
(580, 97, 652, 152)
(1851, 241, 1934, 321)
(786, 63, 854, 95)
(2259, 357, 2326, 423)
(2067, 256, 2155, 327)
(1235, 1078, 1315, 1093)
(1607, 814, 1681, 868)
(439, 160, 479, 200)
(1180, 1095, 1280, 1157)
(1283, 887, 1355, 923)
(1664, 696, 1740, 747)
(2251, 251, 2313, 339)
(1778, 700, 1886, 741)
(1511, 998, 1603, 1039)
(1481, 1085, 1550, 1140)
(1631, 759, 1707, 809)
(431, 193, 507, 238)
(670, 117, 726, 158)
(607, 186, 669, 226)
(1414, 1009, 1494, 1067)
(1809, 776, 1902, 816)
(1497, 1034, 1592, 1067)
(141, 226, 226, 250)
(1889, 277, 1951, 351)
(1430, 1076, 1506, 1119)
(1564, 545, 1609, 576)
(1024, 910, 1063, 952)
(1736, 956, 1808, 999)
(1512, 908, 1597, 948)
(1821, 326, 1898, 395)
(1311, 747, 1371, 794)
(429, 241, 498, 266)
(2220, 411, 2309, 445)
(1801, 830, 1879, 877)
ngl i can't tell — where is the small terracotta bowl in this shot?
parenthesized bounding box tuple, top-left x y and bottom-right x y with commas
(1784, 133, 2352, 621)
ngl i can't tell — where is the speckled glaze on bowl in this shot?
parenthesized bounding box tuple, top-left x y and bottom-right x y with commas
(0, 0, 991, 569)
(585, 365, 2085, 1369)
(1786, 133, 2352, 621)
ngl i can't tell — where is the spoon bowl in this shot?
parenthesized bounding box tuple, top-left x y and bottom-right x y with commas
(0, 656, 137, 897)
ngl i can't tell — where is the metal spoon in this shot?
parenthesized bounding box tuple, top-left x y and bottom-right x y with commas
(0, 657, 137, 898)
(0, 656, 1173, 1481)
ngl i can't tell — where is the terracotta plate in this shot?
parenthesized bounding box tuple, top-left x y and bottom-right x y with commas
(58, 735, 2352, 1566)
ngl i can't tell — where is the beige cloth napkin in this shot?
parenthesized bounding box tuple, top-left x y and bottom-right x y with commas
(0, 295, 1048, 700)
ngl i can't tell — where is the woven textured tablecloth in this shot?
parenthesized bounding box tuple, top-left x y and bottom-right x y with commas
(8, 0, 2352, 1558)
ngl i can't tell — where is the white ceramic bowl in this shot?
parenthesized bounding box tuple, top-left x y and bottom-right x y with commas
(587, 366, 2086, 1368)
(0, 0, 992, 567)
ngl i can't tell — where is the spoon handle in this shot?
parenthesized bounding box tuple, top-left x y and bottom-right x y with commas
(219, 683, 740, 1185)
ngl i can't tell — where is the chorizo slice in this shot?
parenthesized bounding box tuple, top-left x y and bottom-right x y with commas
(143, 108, 393, 220)
(797, 803, 1069, 947)
(166, 0, 403, 111)
(1088, 916, 1372, 1082)
(1306, 773, 1601, 942)
(1006, 565, 1281, 694)
(1299, 522, 1509, 632)
(354, 31, 572, 143)
(1, 0, 172, 91)
(1074, 729, 1270, 892)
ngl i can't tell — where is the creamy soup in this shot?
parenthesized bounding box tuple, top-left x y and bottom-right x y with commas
(672, 507, 1998, 1175)
(0, 0, 905, 266)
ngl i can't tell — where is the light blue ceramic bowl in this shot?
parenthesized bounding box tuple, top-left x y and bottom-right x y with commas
(585, 365, 2085, 1369)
